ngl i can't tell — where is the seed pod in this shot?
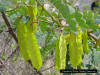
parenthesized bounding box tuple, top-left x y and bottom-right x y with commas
(64, 33, 70, 44)
(17, 22, 29, 61)
(26, 31, 42, 70)
(77, 27, 83, 56)
(17, 22, 42, 70)
(17, 1, 42, 70)
(82, 30, 89, 55)
(69, 27, 83, 67)
(55, 33, 67, 71)
(27, 1, 37, 33)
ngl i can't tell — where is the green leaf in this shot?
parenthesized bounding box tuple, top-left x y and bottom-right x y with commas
(13, 54, 17, 63)
(83, 10, 88, 18)
(40, 17, 48, 33)
(74, 11, 83, 20)
(52, 12, 58, 18)
(18, 6, 28, 16)
(68, 18, 77, 31)
(49, 0, 75, 19)
(96, 48, 100, 51)
(88, 10, 94, 19)
(0, 6, 6, 12)
(82, 10, 98, 30)
(78, 18, 89, 29)
(22, 0, 27, 3)
(67, 4, 75, 15)
(13, 0, 17, 3)
(29, 0, 35, 5)
(1, 55, 5, 60)
(88, 24, 98, 31)
(40, 21, 48, 32)
(41, 41, 56, 56)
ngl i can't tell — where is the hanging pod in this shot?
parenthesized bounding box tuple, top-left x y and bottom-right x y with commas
(17, 22, 30, 61)
(69, 27, 83, 68)
(64, 33, 70, 44)
(17, 24, 42, 70)
(82, 30, 89, 55)
(17, 22, 42, 70)
(77, 26, 83, 56)
(17, 1, 42, 71)
(27, 1, 37, 33)
(55, 33, 67, 71)
(26, 31, 42, 70)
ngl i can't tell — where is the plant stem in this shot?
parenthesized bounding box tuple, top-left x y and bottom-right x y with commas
(1, 12, 18, 43)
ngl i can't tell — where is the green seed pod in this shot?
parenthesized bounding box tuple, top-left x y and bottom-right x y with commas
(64, 33, 70, 44)
(55, 33, 67, 71)
(26, 31, 42, 70)
(27, 1, 37, 33)
(17, 22, 42, 70)
(82, 30, 89, 55)
(17, 2, 42, 70)
(17, 22, 29, 61)
(69, 27, 83, 68)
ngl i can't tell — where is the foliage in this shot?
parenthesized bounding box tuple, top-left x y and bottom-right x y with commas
(49, 0, 99, 32)
(0, 0, 100, 74)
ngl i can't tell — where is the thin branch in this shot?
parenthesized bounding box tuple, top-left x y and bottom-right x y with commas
(28, 60, 43, 75)
(6, 3, 22, 12)
(87, 29, 98, 41)
(36, 0, 69, 28)
(88, 33, 98, 41)
(40, 20, 52, 24)
(41, 64, 55, 72)
(1, 12, 18, 43)
(6, 6, 19, 12)
(34, 68, 43, 75)
(87, 29, 93, 33)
